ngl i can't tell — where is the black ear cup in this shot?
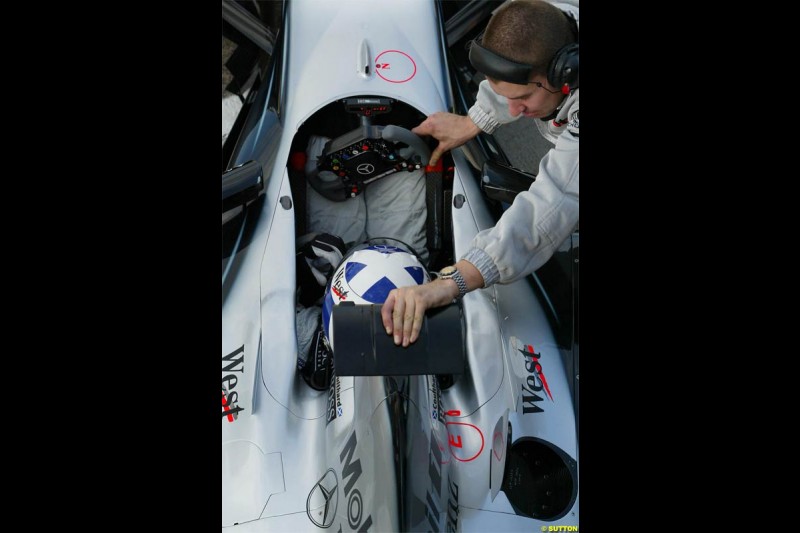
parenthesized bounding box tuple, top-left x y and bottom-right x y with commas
(547, 42, 579, 91)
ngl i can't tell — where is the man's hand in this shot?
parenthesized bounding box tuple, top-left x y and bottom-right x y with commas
(412, 112, 481, 166)
(381, 280, 458, 347)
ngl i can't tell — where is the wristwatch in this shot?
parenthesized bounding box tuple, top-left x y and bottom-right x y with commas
(438, 265, 467, 303)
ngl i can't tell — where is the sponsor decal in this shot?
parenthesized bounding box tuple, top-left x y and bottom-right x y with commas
(569, 110, 579, 130)
(331, 268, 349, 301)
(339, 431, 373, 532)
(356, 163, 375, 175)
(429, 377, 445, 425)
(445, 480, 459, 533)
(307, 469, 339, 528)
(326, 369, 342, 425)
(221, 345, 245, 422)
(511, 338, 553, 415)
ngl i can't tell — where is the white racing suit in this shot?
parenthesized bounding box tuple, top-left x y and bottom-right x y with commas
(303, 135, 428, 264)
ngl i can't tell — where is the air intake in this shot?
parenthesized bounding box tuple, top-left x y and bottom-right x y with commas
(501, 437, 577, 521)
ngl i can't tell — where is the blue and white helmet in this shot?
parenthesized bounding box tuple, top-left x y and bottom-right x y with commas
(322, 242, 430, 349)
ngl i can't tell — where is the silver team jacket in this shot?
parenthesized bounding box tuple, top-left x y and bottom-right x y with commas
(462, 2, 579, 287)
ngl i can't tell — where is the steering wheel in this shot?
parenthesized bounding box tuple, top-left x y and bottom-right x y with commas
(307, 124, 431, 201)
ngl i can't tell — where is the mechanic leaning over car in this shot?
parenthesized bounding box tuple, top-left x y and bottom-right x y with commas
(381, 0, 579, 347)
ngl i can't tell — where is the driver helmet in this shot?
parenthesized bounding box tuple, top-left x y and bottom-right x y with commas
(321, 240, 430, 351)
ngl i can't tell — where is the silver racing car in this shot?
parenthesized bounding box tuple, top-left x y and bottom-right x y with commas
(222, 1, 579, 531)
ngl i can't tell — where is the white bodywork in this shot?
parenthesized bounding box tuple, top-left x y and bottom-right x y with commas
(222, 1, 578, 531)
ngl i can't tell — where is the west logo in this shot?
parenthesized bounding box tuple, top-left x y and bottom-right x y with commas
(222, 345, 245, 422)
(519, 344, 553, 415)
(332, 268, 349, 301)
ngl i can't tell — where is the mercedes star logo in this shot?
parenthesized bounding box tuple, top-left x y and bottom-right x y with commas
(356, 163, 375, 175)
(307, 468, 339, 528)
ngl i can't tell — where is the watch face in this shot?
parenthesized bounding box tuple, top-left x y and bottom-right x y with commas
(440, 266, 456, 277)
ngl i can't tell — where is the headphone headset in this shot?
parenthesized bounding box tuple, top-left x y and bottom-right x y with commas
(547, 42, 579, 93)
(468, 10, 579, 93)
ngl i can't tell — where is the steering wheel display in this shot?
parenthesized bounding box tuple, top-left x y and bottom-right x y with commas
(307, 101, 432, 201)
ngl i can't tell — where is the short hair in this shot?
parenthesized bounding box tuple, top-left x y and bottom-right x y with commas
(482, 0, 575, 81)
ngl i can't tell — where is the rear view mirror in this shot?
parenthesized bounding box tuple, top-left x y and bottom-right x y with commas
(222, 160, 263, 211)
(481, 161, 536, 204)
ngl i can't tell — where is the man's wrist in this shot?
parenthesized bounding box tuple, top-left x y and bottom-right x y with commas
(468, 105, 499, 134)
(438, 265, 468, 303)
(439, 278, 460, 303)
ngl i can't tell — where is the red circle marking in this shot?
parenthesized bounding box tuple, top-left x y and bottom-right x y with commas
(492, 431, 504, 461)
(446, 422, 485, 462)
(375, 50, 417, 83)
